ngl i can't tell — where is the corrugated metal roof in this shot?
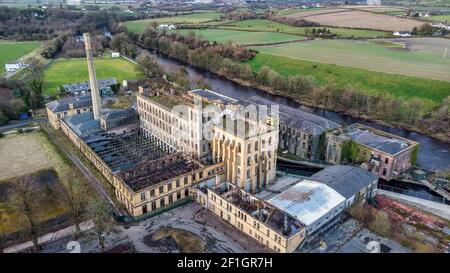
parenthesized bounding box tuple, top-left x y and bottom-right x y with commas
(268, 180, 345, 226)
(310, 165, 378, 199)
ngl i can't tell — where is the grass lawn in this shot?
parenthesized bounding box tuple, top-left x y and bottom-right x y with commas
(123, 12, 224, 33)
(217, 19, 390, 38)
(249, 52, 450, 106)
(168, 28, 305, 45)
(43, 56, 145, 96)
(251, 38, 450, 83)
(0, 132, 76, 235)
(429, 14, 450, 23)
(0, 41, 41, 73)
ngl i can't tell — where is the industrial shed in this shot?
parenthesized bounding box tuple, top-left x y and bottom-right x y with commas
(310, 165, 378, 207)
(268, 180, 346, 234)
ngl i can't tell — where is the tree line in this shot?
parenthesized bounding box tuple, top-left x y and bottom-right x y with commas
(109, 23, 449, 142)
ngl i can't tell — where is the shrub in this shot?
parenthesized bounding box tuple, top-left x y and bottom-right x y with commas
(369, 211, 392, 237)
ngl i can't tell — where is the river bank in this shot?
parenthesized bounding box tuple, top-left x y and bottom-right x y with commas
(149, 49, 449, 144)
(142, 51, 450, 171)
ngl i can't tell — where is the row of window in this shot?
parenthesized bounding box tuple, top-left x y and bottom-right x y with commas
(140, 176, 190, 201)
(141, 188, 189, 214)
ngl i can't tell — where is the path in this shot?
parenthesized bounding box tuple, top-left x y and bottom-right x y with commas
(40, 123, 124, 216)
(3, 221, 93, 253)
(377, 189, 450, 220)
(0, 117, 47, 132)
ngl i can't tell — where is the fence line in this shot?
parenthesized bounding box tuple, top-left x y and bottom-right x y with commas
(377, 184, 448, 204)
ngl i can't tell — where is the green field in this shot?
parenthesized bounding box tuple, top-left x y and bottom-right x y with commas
(217, 19, 390, 38)
(277, 7, 326, 15)
(43, 57, 144, 96)
(0, 41, 41, 73)
(249, 52, 450, 106)
(252, 38, 450, 83)
(169, 28, 305, 45)
(123, 12, 224, 33)
(429, 14, 450, 23)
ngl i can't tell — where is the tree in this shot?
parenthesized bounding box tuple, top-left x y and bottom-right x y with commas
(8, 176, 43, 253)
(87, 198, 114, 253)
(23, 58, 45, 109)
(171, 68, 190, 90)
(136, 51, 163, 78)
(369, 211, 392, 237)
(418, 23, 434, 35)
(62, 175, 90, 239)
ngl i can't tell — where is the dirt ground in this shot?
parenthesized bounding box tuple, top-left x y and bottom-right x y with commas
(287, 10, 423, 32)
(0, 132, 54, 181)
(374, 195, 450, 253)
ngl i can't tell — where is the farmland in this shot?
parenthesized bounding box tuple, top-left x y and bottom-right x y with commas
(252, 38, 450, 83)
(248, 52, 450, 105)
(0, 41, 41, 73)
(43, 56, 144, 96)
(429, 14, 450, 23)
(169, 28, 305, 45)
(123, 12, 224, 33)
(0, 132, 74, 235)
(286, 9, 423, 32)
(217, 19, 390, 38)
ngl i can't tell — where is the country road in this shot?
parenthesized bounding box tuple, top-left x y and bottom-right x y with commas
(0, 117, 47, 132)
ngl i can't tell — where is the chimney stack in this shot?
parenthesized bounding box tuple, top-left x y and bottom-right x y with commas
(83, 33, 102, 120)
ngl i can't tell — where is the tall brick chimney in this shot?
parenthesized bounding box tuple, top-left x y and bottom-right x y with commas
(83, 33, 102, 120)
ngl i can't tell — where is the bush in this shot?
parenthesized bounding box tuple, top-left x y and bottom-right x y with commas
(0, 132, 4, 138)
(369, 211, 392, 237)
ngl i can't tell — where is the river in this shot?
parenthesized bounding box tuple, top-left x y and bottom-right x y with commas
(150, 53, 450, 171)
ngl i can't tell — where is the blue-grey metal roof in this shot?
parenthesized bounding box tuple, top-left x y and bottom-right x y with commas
(62, 78, 117, 93)
(46, 95, 92, 113)
(63, 112, 101, 138)
(310, 165, 378, 199)
(191, 89, 237, 105)
(344, 125, 411, 155)
(240, 96, 340, 135)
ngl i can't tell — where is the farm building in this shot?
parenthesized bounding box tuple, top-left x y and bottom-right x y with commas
(324, 124, 418, 181)
(61, 78, 118, 96)
(158, 24, 176, 30)
(393, 31, 411, 37)
(4, 61, 25, 72)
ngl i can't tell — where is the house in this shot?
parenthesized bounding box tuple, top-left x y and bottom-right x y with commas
(5, 61, 24, 72)
(111, 52, 120, 58)
(158, 24, 176, 30)
(393, 31, 411, 37)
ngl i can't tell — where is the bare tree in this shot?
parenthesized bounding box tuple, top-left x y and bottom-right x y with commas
(87, 198, 114, 253)
(8, 176, 43, 253)
(62, 176, 90, 239)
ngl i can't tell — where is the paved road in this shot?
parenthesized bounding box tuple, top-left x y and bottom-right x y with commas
(0, 117, 47, 132)
(41, 123, 124, 216)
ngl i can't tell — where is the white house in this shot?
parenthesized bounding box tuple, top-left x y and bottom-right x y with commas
(158, 24, 176, 30)
(111, 52, 120, 58)
(393, 31, 411, 37)
(5, 61, 24, 72)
